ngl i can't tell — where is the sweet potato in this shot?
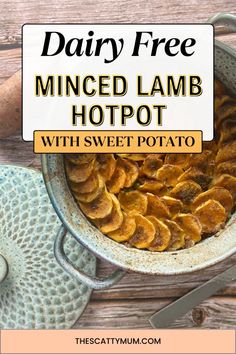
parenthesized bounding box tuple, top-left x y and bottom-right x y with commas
(118, 190, 148, 215)
(174, 213, 202, 243)
(0, 71, 21, 138)
(146, 193, 171, 219)
(79, 188, 113, 219)
(140, 155, 163, 178)
(129, 214, 155, 249)
(96, 154, 116, 181)
(193, 200, 227, 234)
(117, 158, 139, 187)
(95, 194, 123, 233)
(147, 216, 171, 251)
(108, 213, 136, 242)
(192, 186, 233, 215)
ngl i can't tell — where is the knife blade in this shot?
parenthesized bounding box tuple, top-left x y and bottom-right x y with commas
(149, 264, 236, 328)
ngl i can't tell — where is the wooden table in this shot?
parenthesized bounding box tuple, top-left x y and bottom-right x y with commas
(0, 0, 236, 329)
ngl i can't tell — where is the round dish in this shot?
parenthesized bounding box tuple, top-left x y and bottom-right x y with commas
(42, 15, 236, 288)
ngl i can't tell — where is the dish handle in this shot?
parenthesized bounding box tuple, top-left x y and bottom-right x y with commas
(0, 254, 8, 284)
(208, 12, 236, 32)
(54, 225, 126, 289)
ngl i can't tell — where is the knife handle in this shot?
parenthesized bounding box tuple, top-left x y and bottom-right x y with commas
(149, 264, 236, 328)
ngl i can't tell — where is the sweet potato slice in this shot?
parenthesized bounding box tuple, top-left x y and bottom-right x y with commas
(177, 167, 212, 190)
(70, 172, 99, 194)
(192, 186, 233, 215)
(216, 100, 236, 128)
(164, 154, 190, 169)
(95, 194, 123, 233)
(118, 190, 148, 215)
(117, 158, 139, 188)
(202, 141, 218, 153)
(106, 166, 126, 194)
(160, 196, 183, 217)
(146, 193, 171, 219)
(147, 216, 171, 251)
(108, 213, 136, 242)
(188, 150, 215, 173)
(169, 181, 202, 206)
(215, 95, 235, 114)
(96, 154, 116, 181)
(123, 154, 147, 161)
(216, 141, 236, 164)
(165, 220, 185, 251)
(129, 214, 155, 249)
(214, 97, 222, 112)
(115, 154, 129, 158)
(79, 188, 113, 219)
(215, 160, 236, 177)
(65, 153, 96, 165)
(156, 164, 183, 187)
(65, 159, 95, 183)
(193, 200, 227, 234)
(219, 118, 236, 145)
(73, 175, 105, 203)
(174, 213, 202, 243)
(215, 80, 225, 97)
(213, 174, 236, 201)
(138, 179, 167, 196)
(140, 155, 163, 178)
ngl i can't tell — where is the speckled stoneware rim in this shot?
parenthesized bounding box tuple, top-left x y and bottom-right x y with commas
(42, 31, 236, 276)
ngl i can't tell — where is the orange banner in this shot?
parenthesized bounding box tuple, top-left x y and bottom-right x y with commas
(1, 329, 235, 354)
(34, 130, 202, 153)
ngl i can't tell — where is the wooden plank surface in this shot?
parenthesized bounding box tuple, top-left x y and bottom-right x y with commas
(76, 297, 236, 329)
(0, 0, 236, 47)
(0, 0, 235, 329)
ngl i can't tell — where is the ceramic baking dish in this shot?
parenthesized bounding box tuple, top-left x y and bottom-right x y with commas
(42, 13, 236, 289)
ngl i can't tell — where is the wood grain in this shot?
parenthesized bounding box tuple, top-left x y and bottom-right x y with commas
(94, 257, 236, 300)
(0, 48, 21, 84)
(0, 0, 236, 47)
(76, 296, 236, 328)
(0, 136, 39, 168)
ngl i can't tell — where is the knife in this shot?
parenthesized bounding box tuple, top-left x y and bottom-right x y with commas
(149, 264, 236, 328)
